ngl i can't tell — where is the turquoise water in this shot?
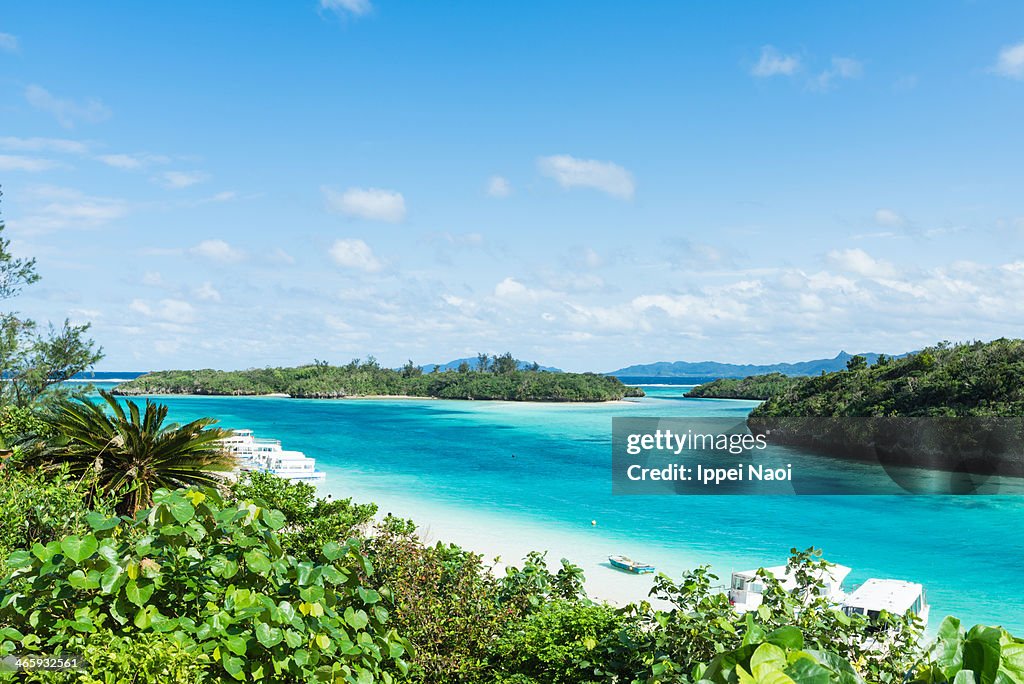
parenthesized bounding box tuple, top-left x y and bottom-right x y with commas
(98, 384, 1024, 631)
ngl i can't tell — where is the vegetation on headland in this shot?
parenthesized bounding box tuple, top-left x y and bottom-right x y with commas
(750, 340, 1024, 418)
(112, 355, 645, 402)
(685, 373, 803, 400)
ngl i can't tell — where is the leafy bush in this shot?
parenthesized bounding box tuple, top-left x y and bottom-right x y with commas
(910, 616, 1024, 684)
(489, 600, 625, 684)
(0, 405, 55, 445)
(0, 487, 411, 683)
(365, 519, 510, 683)
(0, 465, 93, 576)
(229, 472, 377, 560)
(17, 629, 207, 683)
(695, 627, 868, 684)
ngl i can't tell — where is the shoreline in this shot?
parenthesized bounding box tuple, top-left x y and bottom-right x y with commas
(107, 390, 643, 405)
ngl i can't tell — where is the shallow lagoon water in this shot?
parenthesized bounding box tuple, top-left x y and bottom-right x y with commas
(107, 384, 1024, 631)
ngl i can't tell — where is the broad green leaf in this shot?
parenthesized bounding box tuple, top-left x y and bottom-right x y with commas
(344, 607, 369, 630)
(125, 579, 155, 607)
(751, 643, 788, 672)
(261, 509, 286, 531)
(6, 550, 33, 569)
(60, 534, 98, 564)
(224, 634, 248, 656)
(256, 622, 283, 648)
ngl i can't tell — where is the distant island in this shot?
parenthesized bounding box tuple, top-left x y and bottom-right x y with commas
(112, 353, 644, 402)
(608, 350, 906, 379)
(684, 373, 802, 400)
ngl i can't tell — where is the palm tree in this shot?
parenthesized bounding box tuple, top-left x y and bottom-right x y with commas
(35, 390, 236, 513)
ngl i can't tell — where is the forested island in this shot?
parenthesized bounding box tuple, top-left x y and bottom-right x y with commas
(112, 354, 645, 402)
(684, 373, 802, 400)
(741, 339, 1024, 477)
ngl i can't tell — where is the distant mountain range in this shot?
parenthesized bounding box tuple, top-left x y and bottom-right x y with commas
(418, 357, 563, 373)
(607, 351, 910, 379)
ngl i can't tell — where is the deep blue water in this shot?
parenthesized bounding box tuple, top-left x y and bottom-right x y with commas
(97, 384, 1024, 631)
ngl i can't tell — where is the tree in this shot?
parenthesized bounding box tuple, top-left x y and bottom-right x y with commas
(845, 354, 868, 371)
(0, 189, 103, 409)
(29, 390, 236, 513)
(476, 353, 491, 372)
(401, 359, 422, 378)
(492, 352, 518, 374)
(457, 361, 470, 374)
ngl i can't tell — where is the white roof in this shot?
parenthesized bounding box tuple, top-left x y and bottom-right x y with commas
(733, 564, 851, 588)
(844, 579, 923, 612)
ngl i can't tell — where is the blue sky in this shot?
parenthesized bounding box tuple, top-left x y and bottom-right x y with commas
(2, 1, 1024, 371)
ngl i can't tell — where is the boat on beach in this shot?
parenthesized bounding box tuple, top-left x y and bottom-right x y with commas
(609, 555, 656, 574)
(220, 428, 326, 483)
(842, 578, 930, 628)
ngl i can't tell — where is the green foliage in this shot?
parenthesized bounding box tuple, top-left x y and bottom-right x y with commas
(623, 549, 922, 684)
(229, 472, 378, 560)
(18, 629, 207, 683)
(25, 391, 236, 513)
(0, 405, 55, 445)
(366, 525, 508, 682)
(686, 374, 802, 400)
(496, 551, 588, 613)
(490, 600, 625, 684)
(111, 358, 644, 402)
(752, 339, 1024, 418)
(0, 466, 94, 576)
(846, 355, 868, 371)
(910, 616, 1024, 684)
(696, 631, 868, 684)
(0, 488, 411, 683)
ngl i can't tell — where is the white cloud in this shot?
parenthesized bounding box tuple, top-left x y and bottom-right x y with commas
(160, 170, 209, 188)
(190, 239, 244, 263)
(494, 277, 528, 298)
(827, 248, 898, 279)
(811, 56, 864, 91)
(271, 248, 296, 264)
(874, 208, 905, 228)
(129, 298, 195, 324)
(97, 154, 142, 169)
(323, 186, 406, 223)
(320, 0, 372, 16)
(486, 175, 512, 198)
(25, 85, 111, 128)
(142, 271, 164, 286)
(0, 155, 65, 172)
(8, 185, 128, 233)
(195, 282, 222, 302)
(0, 32, 18, 53)
(993, 41, 1024, 79)
(330, 238, 382, 272)
(751, 46, 801, 77)
(0, 137, 89, 154)
(537, 154, 635, 200)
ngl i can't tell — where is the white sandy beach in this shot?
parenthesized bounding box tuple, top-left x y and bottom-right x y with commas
(317, 472, 699, 608)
